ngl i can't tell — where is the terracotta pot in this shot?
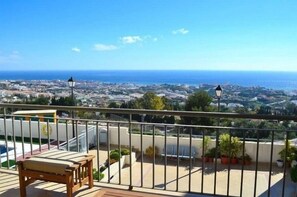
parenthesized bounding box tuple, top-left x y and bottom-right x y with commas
(221, 156, 229, 164)
(231, 158, 238, 164)
(239, 159, 251, 165)
(202, 156, 209, 162)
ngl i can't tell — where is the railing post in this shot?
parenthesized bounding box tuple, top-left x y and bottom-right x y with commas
(282, 130, 289, 197)
(107, 122, 110, 183)
(56, 118, 60, 149)
(4, 115, 9, 169)
(267, 129, 275, 197)
(12, 116, 17, 170)
(254, 129, 260, 197)
(76, 120, 79, 152)
(20, 119, 25, 158)
(214, 128, 219, 195)
(188, 127, 192, 193)
(152, 125, 155, 189)
(38, 119, 41, 152)
(141, 123, 144, 188)
(96, 122, 100, 182)
(47, 120, 50, 150)
(201, 130, 205, 194)
(176, 127, 180, 192)
(118, 123, 121, 185)
(129, 114, 133, 190)
(164, 125, 167, 191)
(240, 127, 246, 196)
(66, 120, 69, 151)
(85, 121, 89, 153)
(29, 119, 33, 154)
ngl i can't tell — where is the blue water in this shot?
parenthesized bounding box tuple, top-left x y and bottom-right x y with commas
(0, 70, 297, 90)
(0, 145, 11, 154)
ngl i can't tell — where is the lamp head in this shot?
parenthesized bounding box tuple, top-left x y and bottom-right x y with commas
(215, 85, 222, 98)
(68, 77, 75, 88)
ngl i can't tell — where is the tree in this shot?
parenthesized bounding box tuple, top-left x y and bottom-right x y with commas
(161, 97, 173, 110)
(51, 96, 74, 106)
(182, 91, 213, 127)
(140, 92, 165, 110)
(257, 105, 272, 115)
(285, 103, 297, 115)
(185, 91, 212, 111)
(108, 102, 120, 108)
(27, 96, 50, 105)
(50, 96, 75, 117)
(119, 92, 175, 123)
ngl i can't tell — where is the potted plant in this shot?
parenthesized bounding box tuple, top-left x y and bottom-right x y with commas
(201, 136, 211, 162)
(109, 150, 121, 164)
(278, 140, 297, 167)
(206, 147, 217, 162)
(239, 154, 252, 165)
(276, 159, 284, 168)
(219, 133, 242, 164)
(230, 137, 242, 164)
(219, 133, 230, 164)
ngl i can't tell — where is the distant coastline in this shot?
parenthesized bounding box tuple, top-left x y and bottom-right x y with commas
(0, 70, 297, 91)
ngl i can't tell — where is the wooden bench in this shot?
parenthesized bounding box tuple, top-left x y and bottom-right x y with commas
(17, 150, 95, 197)
(161, 144, 197, 161)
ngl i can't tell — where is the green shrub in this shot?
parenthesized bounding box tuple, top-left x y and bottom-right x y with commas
(145, 146, 159, 158)
(99, 166, 106, 172)
(110, 151, 121, 161)
(110, 149, 121, 155)
(219, 133, 242, 158)
(93, 169, 104, 181)
(201, 136, 211, 153)
(279, 141, 297, 162)
(291, 166, 297, 183)
(121, 148, 130, 155)
(206, 147, 218, 158)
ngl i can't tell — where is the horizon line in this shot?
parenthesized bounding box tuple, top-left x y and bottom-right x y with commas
(0, 69, 297, 73)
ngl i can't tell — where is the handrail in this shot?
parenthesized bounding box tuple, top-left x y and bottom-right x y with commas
(1, 103, 296, 121)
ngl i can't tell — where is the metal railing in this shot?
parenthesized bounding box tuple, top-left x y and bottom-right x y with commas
(0, 103, 296, 197)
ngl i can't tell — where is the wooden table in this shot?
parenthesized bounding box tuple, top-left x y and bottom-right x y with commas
(18, 150, 95, 197)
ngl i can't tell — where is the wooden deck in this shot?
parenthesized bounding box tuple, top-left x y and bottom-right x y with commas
(0, 169, 192, 197)
(97, 188, 171, 197)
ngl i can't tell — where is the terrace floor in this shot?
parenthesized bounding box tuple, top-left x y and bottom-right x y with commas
(0, 169, 203, 197)
(1, 148, 296, 196)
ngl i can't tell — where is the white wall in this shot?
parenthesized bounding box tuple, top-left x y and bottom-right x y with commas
(0, 118, 285, 163)
(107, 127, 285, 163)
(0, 118, 87, 141)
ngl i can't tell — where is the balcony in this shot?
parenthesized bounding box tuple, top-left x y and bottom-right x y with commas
(0, 103, 296, 197)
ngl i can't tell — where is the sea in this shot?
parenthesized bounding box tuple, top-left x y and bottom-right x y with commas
(0, 70, 297, 91)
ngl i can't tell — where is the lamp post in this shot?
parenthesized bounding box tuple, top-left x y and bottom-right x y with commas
(215, 85, 222, 112)
(214, 85, 222, 194)
(68, 77, 76, 137)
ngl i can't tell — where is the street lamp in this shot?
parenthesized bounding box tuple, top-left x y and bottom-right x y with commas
(68, 77, 76, 137)
(68, 77, 76, 103)
(215, 85, 222, 112)
(214, 84, 223, 191)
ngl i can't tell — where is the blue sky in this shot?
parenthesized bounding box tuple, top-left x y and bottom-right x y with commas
(0, 0, 297, 71)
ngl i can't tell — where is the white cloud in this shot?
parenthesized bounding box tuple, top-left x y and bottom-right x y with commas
(71, 47, 80, 53)
(172, 28, 189, 35)
(93, 44, 118, 51)
(0, 51, 21, 64)
(121, 36, 142, 44)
